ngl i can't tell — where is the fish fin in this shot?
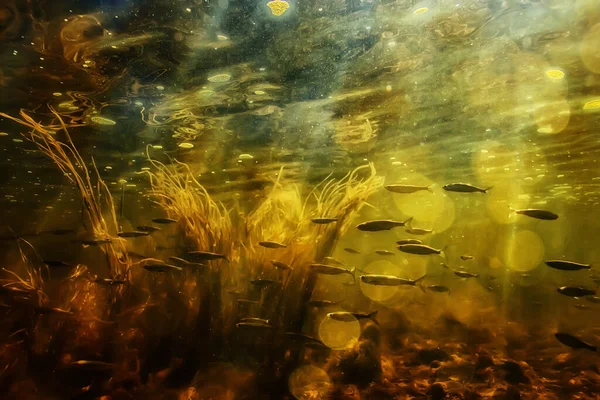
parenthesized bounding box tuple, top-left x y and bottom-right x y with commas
(404, 216, 413, 227)
(415, 274, 427, 293)
(483, 186, 493, 193)
(440, 245, 448, 259)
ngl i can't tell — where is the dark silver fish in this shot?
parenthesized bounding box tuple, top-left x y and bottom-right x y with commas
(143, 263, 182, 273)
(356, 217, 412, 232)
(375, 250, 395, 256)
(259, 241, 287, 249)
(136, 225, 161, 232)
(510, 208, 558, 220)
(310, 263, 354, 276)
(70, 360, 115, 370)
(308, 300, 340, 308)
(405, 227, 433, 235)
(384, 184, 431, 194)
(151, 217, 178, 224)
(574, 304, 590, 310)
(460, 255, 474, 261)
(443, 183, 491, 193)
(557, 286, 596, 297)
(344, 248, 360, 254)
(327, 310, 377, 322)
(236, 299, 259, 305)
(285, 332, 325, 345)
(43, 260, 73, 268)
(311, 218, 338, 224)
(586, 296, 600, 304)
(240, 317, 270, 325)
(93, 278, 127, 286)
(34, 307, 74, 316)
(250, 279, 277, 288)
(117, 231, 150, 238)
(236, 322, 276, 330)
(428, 285, 451, 293)
(168, 256, 207, 268)
(323, 257, 344, 266)
(360, 274, 426, 288)
(545, 260, 590, 271)
(454, 270, 479, 278)
(398, 244, 443, 255)
(396, 239, 422, 245)
(188, 251, 228, 262)
(271, 260, 292, 270)
(555, 332, 597, 351)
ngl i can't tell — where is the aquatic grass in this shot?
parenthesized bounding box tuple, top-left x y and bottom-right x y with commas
(0, 109, 128, 277)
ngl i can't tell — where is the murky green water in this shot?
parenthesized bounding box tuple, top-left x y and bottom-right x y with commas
(1, 0, 599, 399)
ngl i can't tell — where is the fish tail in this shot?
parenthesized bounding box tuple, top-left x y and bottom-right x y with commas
(415, 274, 427, 293)
(403, 216, 413, 227)
(483, 186, 493, 193)
(367, 310, 378, 321)
(426, 184, 434, 192)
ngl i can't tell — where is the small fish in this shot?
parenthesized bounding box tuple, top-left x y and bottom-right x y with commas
(545, 260, 590, 271)
(460, 255, 474, 261)
(308, 300, 340, 308)
(428, 285, 451, 293)
(43, 260, 73, 268)
(285, 332, 325, 345)
(250, 279, 277, 288)
(454, 270, 479, 278)
(344, 248, 360, 254)
(443, 183, 491, 193)
(40, 229, 75, 236)
(574, 304, 590, 310)
(168, 256, 207, 268)
(271, 260, 292, 270)
(70, 360, 115, 370)
(311, 218, 338, 224)
(356, 217, 412, 232)
(384, 184, 432, 194)
(236, 299, 259, 305)
(327, 310, 377, 322)
(143, 263, 182, 273)
(236, 322, 276, 330)
(586, 296, 600, 304)
(440, 262, 450, 269)
(310, 263, 354, 276)
(93, 278, 127, 286)
(136, 225, 161, 232)
(188, 251, 228, 262)
(398, 244, 444, 255)
(240, 317, 270, 325)
(554, 332, 597, 352)
(510, 207, 558, 220)
(34, 307, 74, 316)
(259, 241, 287, 249)
(396, 239, 422, 245)
(375, 250, 395, 256)
(228, 290, 243, 296)
(405, 227, 433, 235)
(323, 257, 344, 266)
(360, 274, 426, 288)
(117, 231, 150, 238)
(557, 286, 596, 297)
(151, 217, 178, 224)
(79, 238, 112, 246)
